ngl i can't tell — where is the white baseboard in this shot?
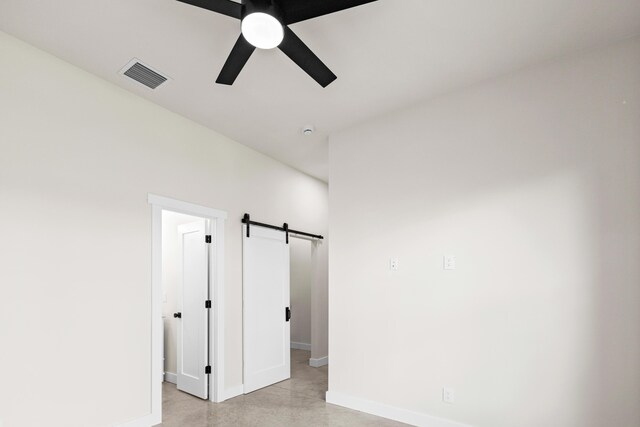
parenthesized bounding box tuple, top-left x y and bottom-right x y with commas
(309, 356, 328, 367)
(114, 413, 159, 427)
(325, 391, 473, 427)
(223, 384, 244, 401)
(291, 341, 312, 351)
(164, 372, 177, 385)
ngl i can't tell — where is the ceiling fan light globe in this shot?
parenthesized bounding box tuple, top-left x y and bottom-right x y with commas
(241, 13, 284, 50)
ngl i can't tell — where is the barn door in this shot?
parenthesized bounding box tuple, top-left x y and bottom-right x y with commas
(243, 224, 290, 393)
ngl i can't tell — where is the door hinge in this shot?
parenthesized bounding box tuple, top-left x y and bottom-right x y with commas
(205, 235, 212, 243)
(205, 365, 211, 374)
(205, 300, 212, 309)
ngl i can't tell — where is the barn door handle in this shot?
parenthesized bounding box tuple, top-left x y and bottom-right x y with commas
(285, 307, 291, 322)
(174, 312, 182, 319)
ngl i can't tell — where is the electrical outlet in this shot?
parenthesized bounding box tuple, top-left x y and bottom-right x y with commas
(444, 255, 456, 270)
(442, 387, 455, 404)
(390, 258, 399, 271)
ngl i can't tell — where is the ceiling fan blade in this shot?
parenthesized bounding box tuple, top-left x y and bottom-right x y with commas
(176, 0, 242, 19)
(279, 27, 337, 88)
(280, 0, 378, 24)
(216, 34, 256, 85)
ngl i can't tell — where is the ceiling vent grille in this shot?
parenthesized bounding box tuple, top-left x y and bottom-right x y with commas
(119, 59, 169, 89)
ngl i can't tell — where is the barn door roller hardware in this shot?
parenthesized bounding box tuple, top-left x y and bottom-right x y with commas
(242, 213, 324, 242)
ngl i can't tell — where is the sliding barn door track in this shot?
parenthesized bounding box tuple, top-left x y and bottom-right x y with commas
(242, 213, 324, 243)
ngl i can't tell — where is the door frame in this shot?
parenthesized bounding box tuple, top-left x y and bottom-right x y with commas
(148, 194, 227, 425)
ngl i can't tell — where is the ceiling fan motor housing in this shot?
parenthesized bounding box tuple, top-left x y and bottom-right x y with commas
(177, 0, 378, 87)
(242, 0, 284, 23)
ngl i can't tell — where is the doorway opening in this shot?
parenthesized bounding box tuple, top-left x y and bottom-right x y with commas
(147, 194, 227, 425)
(287, 236, 328, 398)
(161, 210, 210, 399)
(241, 214, 328, 399)
(290, 236, 312, 355)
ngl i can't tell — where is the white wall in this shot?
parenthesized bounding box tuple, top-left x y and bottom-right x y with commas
(0, 31, 328, 427)
(311, 239, 328, 362)
(328, 38, 640, 427)
(161, 211, 202, 377)
(290, 238, 312, 348)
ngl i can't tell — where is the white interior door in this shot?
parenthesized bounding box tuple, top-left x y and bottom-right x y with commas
(176, 219, 209, 399)
(243, 225, 290, 394)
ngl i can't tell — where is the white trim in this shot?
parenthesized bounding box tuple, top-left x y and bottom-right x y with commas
(164, 372, 177, 385)
(142, 194, 227, 427)
(113, 413, 157, 427)
(210, 211, 226, 403)
(309, 356, 328, 367)
(150, 205, 163, 427)
(223, 384, 245, 400)
(325, 391, 473, 427)
(291, 341, 312, 351)
(148, 194, 228, 220)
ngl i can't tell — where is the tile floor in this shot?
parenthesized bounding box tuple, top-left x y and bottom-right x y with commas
(158, 349, 407, 427)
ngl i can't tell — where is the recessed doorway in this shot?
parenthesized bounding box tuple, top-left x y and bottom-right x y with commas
(241, 215, 328, 396)
(147, 194, 227, 425)
(162, 210, 210, 399)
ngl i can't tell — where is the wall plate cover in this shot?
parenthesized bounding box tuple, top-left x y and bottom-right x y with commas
(443, 387, 455, 404)
(444, 255, 456, 270)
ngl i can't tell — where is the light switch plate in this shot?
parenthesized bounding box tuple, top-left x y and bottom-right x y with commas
(444, 255, 456, 270)
(443, 387, 455, 404)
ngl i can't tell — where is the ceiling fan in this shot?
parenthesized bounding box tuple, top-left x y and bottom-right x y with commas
(177, 0, 378, 87)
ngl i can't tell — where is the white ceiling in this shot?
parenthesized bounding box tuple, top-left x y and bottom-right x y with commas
(2, 0, 640, 181)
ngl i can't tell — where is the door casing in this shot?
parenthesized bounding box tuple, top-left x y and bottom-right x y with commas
(148, 194, 227, 426)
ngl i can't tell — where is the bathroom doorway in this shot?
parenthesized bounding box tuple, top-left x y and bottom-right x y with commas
(148, 194, 227, 424)
(161, 210, 210, 399)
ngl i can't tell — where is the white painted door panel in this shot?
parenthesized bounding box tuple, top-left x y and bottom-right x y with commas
(243, 225, 290, 394)
(177, 220, 209, 399)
